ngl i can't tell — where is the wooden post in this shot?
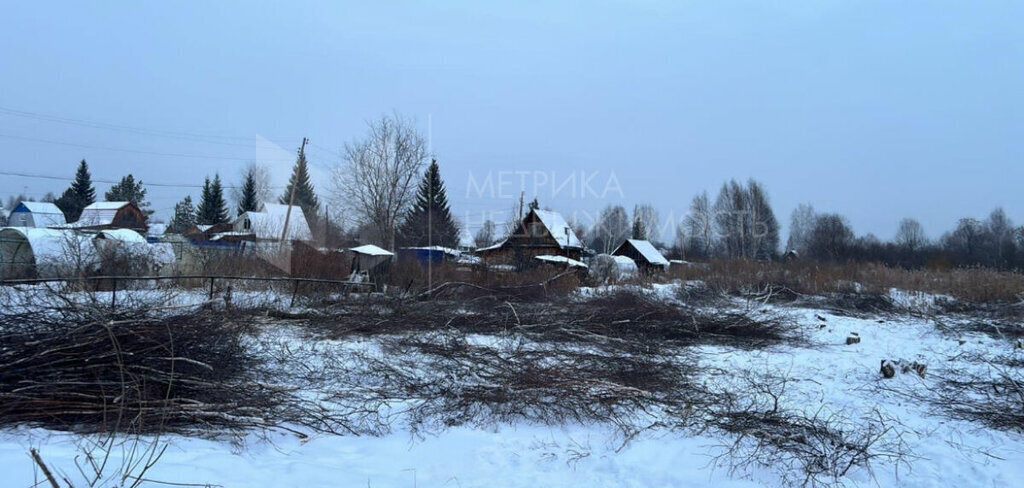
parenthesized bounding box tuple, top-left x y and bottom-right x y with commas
(110, 278, 117, 312)
(290, 279, 300, 308)
(209, 277, 215, 300)
(281, 137, 308, 243)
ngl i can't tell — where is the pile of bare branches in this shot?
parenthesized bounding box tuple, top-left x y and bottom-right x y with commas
(326, 328, 706, 438)
(295, 289, 803, 350)
(709, 368, 914, 487)
(256, 289, 803, 445)
(0, 307, 359, 436)
(918, 351, 1024, 432)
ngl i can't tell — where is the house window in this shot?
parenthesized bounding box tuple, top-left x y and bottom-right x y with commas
(529, 222, 544, 237)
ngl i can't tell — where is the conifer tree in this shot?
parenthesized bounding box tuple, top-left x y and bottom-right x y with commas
(55, 159, 97, 222)
(237, 170, 261, 216)
(169, 195, 197, 233)
(398, 159, 460, 247)
(105, 174, 152, 219)
(279, 150, 319, 218)
(632, 213, 646, 240)
(196, 175, 229, 225)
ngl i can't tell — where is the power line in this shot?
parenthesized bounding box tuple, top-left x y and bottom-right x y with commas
(0, 105, 289, 147)
(0, 132, 294, 162)
(0, 169, 285, 190)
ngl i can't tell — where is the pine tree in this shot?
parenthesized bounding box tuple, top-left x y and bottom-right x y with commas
(105, 174, 152, 219)
(169, 196, 197, 233)
(237, 169, 261, 216)
(55, 160, 97, 222)
(196, 175, 229, 225)
(279, 150, 319, 218)
(397, 159, 460, 248)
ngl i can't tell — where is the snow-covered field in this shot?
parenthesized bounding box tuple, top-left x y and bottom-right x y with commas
(1, 283, 1022, 487)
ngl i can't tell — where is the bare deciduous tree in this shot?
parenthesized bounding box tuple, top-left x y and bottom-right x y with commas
(807, 213, 854, 261)
(747, 180, 779, 260)
(331, 113, 427, 250)
(786, 203, 816, 255)
(684, 191, 714, 259)
(474, 220, 496, 248)
(631, 204, 660, 242)
(588, 205, 630, 254)
(894, 218, 927, 252)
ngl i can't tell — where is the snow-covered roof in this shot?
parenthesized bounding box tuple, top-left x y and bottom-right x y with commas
(73, 201, 131, 227)
(476, 239, 506, 253)
(403, 246, 462, 256)
(534, 254, 588, 269)
(612, 255, 638, 274)
(350, 244, 393, 256)
(0, 227, 98, 267)
(15, 201, 63, 215)
(260, 202, 300, 217)
(620, 239, 669, 266)
(236, 203, 313, 241)
(88, 201, 131, 210)
(12, 202, 66, 226)
(96, 229, 147, 244)
(210, 231, 255, 241)
(532, 210, 583, 249)
(147, 223, 167, 237)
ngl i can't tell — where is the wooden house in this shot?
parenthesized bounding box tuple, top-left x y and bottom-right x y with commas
(233, 203, 313, 242)
(183, 222, 234, 242)
(612, 239, 669, 274)
(476, 209, 584, 267)
(6, 202, 67, 228)
(72, 202, 147, 232)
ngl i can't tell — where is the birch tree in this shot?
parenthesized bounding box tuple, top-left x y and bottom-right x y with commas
(331, 113, 427, 250)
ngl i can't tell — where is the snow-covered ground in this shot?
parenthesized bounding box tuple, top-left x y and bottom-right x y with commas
(1, 283, 1022, 487)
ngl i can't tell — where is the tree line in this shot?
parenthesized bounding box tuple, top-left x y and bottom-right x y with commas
(3, 112, 1021, 272)
(783, 205, 1023, 271)
(1, 113, 463, 251)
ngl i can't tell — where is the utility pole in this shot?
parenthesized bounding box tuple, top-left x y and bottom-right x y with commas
(518, 191, 524, 222)
(323, 206, 329, 249)
(428, 160, 433, 289)
(280, 137, 307, 243)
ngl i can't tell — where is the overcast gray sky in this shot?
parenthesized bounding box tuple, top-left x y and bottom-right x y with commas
(1, 1, 1021, 243)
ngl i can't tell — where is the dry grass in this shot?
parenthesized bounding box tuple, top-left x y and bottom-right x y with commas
(667, 260, 1024, 304)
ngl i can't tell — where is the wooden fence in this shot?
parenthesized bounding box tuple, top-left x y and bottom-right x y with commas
(0, 274, 375, 310)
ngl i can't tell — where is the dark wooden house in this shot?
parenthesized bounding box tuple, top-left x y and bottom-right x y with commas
(612, 239, 669, 274)
(476, 209, 584, 267)
(72, 202, 148, 232)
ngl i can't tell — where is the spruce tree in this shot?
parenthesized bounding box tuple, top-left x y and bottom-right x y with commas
(169, 195, 197, 233)
(279, 150, 319, 218)
(54, 159, 97, 222)
(196, 175, 229, 225)
(237, 170, 261, 216)
(632, 213, 645, 240)
(398, 159, 460, 248)
(105, 174, 152, 219)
